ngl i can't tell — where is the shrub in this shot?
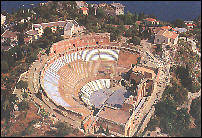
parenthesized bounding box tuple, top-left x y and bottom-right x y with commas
(55, 121, 73, 136)
(18, 100, 29, 111)
(21, 125, 34, 136)
(16, 80, 28, 89)
(1, 60, 9, 73)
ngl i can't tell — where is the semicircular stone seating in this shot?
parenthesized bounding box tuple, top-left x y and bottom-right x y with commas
(80, 79, 111, 106)
(43, 48, 119, 107)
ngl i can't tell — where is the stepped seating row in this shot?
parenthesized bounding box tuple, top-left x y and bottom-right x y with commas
(80, 79, 111, 105)
(43, 78, 71, 107)
(43, 49, 118, 107)
(58, 60, 101, 92)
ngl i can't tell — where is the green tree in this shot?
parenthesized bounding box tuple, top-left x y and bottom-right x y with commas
(138, 12, 145, 21)
(43, 27, 53, 38)
(17, 33, 25, 45)
(98, 124, 104, 133)
(55, 121, 73, 136)
(190, 96, 201, 128)
(21, 125, 34, 136)
(155, 44, 162, 53)
(105, 125, 109, 136)
(175, 66, 193, 92)
(172, 19, 186, 28)
(1, 60, 9, 73)
(18, 100, 29, 111)
(155, 98, 191, 136)
(96, 8, 105, 18)
(129, 36, 141, 45)
(16, 80, 28, 89)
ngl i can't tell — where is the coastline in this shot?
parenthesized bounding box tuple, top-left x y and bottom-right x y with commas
(1, 1, 201, 21)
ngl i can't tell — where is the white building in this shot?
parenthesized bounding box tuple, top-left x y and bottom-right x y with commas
(64, 20, 84, 38)
(111, 2, 125, 15)
(154, 30, 179, 45)
(1, 14, 6, 25)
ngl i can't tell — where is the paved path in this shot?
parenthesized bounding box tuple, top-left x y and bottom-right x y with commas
(134, 40, 171, 136)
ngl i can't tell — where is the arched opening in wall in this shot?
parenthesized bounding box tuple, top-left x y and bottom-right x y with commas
(54, 51, 56, 54)
(73, 44, 75, 47)
(96, 41, 99, 45)
(77, 48, 78, 51)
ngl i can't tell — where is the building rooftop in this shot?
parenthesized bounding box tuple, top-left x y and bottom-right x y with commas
(76, 1, 88, 8)
(64, 20, 79, 31)
(152, 27, 164, 34)
(111, 2, 125, 8)
(64, 22, 74, 31)
(144, 18, 157, 22)
(136, 21, 142, 25)
(157, 30, 179, 39)
(161, 26, 172, 30)
(41, 21, 66, 29)
(174, 27, 187, 33)
(186, 24, 193, 26)
(80, 7, 89, 11)
(33, 21, 66, 29)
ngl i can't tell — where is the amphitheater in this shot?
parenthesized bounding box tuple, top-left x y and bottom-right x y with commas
(31, 33, 161, 137)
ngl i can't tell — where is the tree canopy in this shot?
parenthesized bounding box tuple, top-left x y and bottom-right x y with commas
(172, 19, 186, 28)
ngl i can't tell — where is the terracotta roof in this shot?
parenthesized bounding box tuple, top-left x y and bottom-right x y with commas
(161, 26, 172, 30)
(157, 30, 178, 39)
(1, 30, 18, 39)
(186, 24, 193, 26)
(144, 18, 156, 22)
(80, 7, 88, 11)
(153, 27, 164, 34)
(124, 25, 133, 30)
(136, 21, 142, 25)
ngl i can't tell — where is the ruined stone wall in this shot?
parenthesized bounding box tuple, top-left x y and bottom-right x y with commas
(133, 66, 156, 79)
(96, 117, 125, 135)
(50, 33, 110, 56)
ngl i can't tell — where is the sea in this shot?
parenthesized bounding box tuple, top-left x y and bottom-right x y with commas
(1, 1, 201, 22)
